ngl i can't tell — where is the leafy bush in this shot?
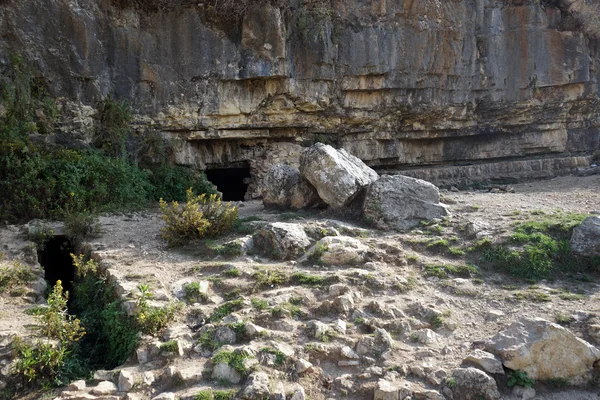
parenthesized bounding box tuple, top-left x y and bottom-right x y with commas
(136, 284, 181, 335)
(11, 281, 85, 387)
(159, 189, 238, 246)
(507, 369, 534, 388)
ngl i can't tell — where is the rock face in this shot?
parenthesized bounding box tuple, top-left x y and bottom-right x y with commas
(300, 143, 378, 208)
(0, 0, 599, 194)
(570, 216, 600, 257)
(363, 175, 449, 230)
(262, 164, 321, 210)
(485, 317, 600, 383)
(252, 222, 312, 260)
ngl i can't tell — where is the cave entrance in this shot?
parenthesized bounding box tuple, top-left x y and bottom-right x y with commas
(205, 166, 251, 201)
(38, 236, 76, 297)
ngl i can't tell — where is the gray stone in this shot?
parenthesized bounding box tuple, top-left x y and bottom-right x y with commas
(152, 393, 176, 400)
(300, 143, 378, 208)
(302, 235, 369, 265)
(451, 367, 501, 400)
(240, 371, 270, 400)
(66, 380, 86, 391)
(463, 349, 504, 375)
(262, 164, 321, 210)
(214, 326, 237, 345)
(118, 370, 135, 392)
(252, 222, 312, 260)
(91, 381, 118, 396)
(363, 175, 449, 231)
(295, 358, 314, 373)
(212, 362, 242, 384)
(570, 216, 600, 257)
(176, 367, 203, 384)
(289, 386, 306, 400)
(485, 317, 600, 383)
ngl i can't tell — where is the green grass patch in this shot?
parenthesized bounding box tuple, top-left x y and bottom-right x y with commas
(209, 299, 245, 323)
(211, 350, 254, 377)
(423, 263, 478, 279)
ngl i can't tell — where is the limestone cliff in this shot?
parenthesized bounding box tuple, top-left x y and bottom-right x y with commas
(1, 0, 598, 196)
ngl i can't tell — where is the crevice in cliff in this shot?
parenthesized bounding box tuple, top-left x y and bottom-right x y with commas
(38, 236, 76, 297)
(206, 165, 251, 201)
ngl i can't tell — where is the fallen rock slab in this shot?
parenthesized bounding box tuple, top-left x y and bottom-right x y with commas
(300, 143, 378, 208)
(262, 164, 321, 210)
(362, 175, 448, 230)
(485, 317, 600, 383)
(463, 349, 504, 375)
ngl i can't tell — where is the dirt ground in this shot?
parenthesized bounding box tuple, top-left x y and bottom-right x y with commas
(1, 173, 600, 400)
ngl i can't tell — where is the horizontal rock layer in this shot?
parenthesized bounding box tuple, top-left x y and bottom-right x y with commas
(1, 0, 599, 195)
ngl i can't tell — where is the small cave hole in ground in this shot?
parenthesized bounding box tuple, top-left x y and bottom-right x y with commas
(38, 236, 76, 298)
(206, 166, 251, 201)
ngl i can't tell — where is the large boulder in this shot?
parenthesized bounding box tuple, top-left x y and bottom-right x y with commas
(252, 222, 312, 260)
(570, 216, 600, 257)
(240, 371, 270, 400)
(451, 367, 501, 400)
(485, 317, 600, 383)
(300, 143, 378, 208)
(262, 164, 321, 210)
(362, 175, 448, 230)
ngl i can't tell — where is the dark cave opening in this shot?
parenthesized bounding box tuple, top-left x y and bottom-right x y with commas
(205, 167, 251, 201)
(38, 236, 76, 297)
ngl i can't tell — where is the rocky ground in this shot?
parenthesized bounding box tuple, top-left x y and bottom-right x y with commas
(1, 174, 600, 400)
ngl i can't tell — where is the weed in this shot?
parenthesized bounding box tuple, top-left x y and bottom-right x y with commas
(270, 302, 302, 319)
(212, 350, 254, 378)
(406, 254, 420, 264)
(507, 370, 534, 388)
(545, 377, 569, 389)
(209, 299, 245, 323)
(252, 268, 288, 291)
(558, 292, 585, 301)
(426, 239, 449, 250)
(251, 298, 268, 310)
(260, 347, 287, 367)
(428, 314, 444, 330)
(555, 313, 575, 326)
(183, 282, 208, 304)
(290, 272, 329, 286)
(0, 260, 36, 295)
(208, 240, 243, 258)
(448, 247, 465, 257)
(445, 377, 457, 388)
(213, 390, 238, 400)
(160, 340, 179, 353)
(159, 189, 238, 246)
(423, 263, 478, 279)
(222, 268, 241, 278)
(513, 291, 551, 302)
(136, 284, 182, 335)
(304, 242, 328, 265)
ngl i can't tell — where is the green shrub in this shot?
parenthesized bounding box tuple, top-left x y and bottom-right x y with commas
(159, 189, 238, 246)
(251, 298, 268, 310)
(507, 370, 534, 388)
(209, 299, 245, 323)
(136, 284, 181, 335)
(252, 268, 288, 292)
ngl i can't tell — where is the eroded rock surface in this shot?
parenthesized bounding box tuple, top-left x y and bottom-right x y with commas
(571, 216, 600, 257)
(262, 164, 321, 210)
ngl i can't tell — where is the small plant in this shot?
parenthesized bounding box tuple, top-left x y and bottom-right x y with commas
(183, 282, 208, 304)
(136, 284, 181, 335)
(428, 314, 444, 330)
(251, 298, 268, 310)
(423, 263, 477, 279)
(211, 350, 254, 378)
(195, 390, 213, 400)
(160, 340, 179, 353)
(448, 247, 465, 257)
(209, 299, 245, 323)
(426, 239, 449, 250)
(159, 188, 238, 246)
(252, 268, 288, 291)
(555, 313, 575, 326)
(507, 370, 534, 388)
(222, 268, 241, 278)
(445, 377, 457, 388)
(270, 301, 302, 319)
(545, 377, 569, 389)
(260, 347, 287, 367)
(290, 272, 329, 286)
(304, 242, 328, 265)
(0, 260, 36, 294)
